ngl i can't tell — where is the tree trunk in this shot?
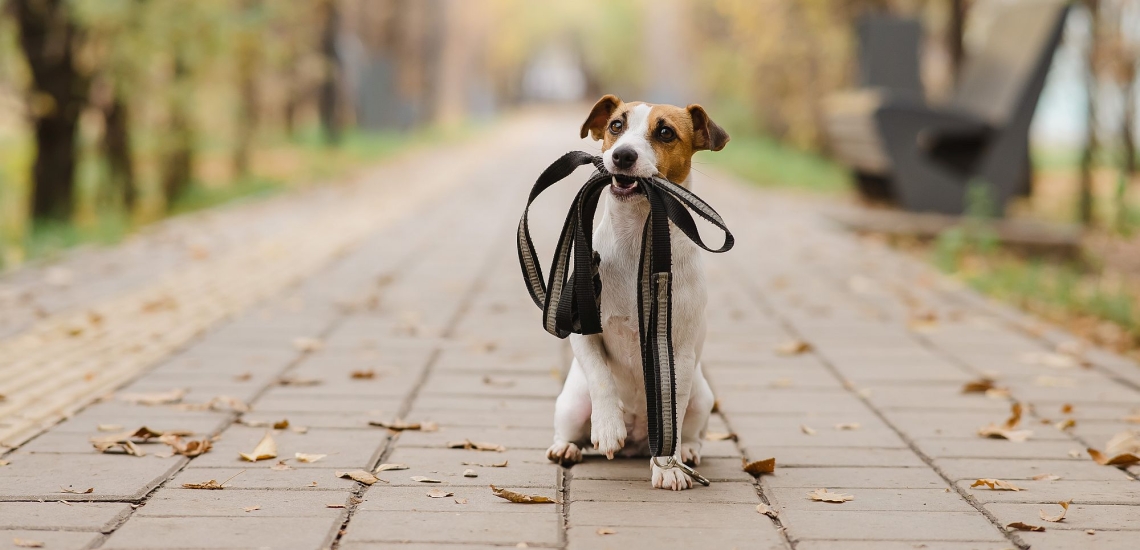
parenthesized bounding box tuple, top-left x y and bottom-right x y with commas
(11, 0, 88, 222)
(162, 54, 194, 205)
(948, 0, 967, 83)
(1078, 0, 1100, 225)
(233, 8, 261, 179)
(318, 0, 342, 145)
(101, 95, 136, 209)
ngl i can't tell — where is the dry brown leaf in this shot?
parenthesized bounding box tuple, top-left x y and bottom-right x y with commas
(411, 476, 441, 483)
(1087, 447, 1140, 467)
(60, 486, 93, 494)
(463, 469, 478, 478)
(91, 440, 145, 456)
(1061, 404, 1074, 414)
(834, 423, 861, 431)
(1005, 403, 1024, 429)
(326, 503, 346, 509)
(0, 460, 9, 467)
(1006, 521, 1045, 532)
(462, 460, 508, 468)
(369, 419, 437, 432)
(182, 470, 244, 490)
(277, 376, 321, 387)
(1055, 419, 1076, 431)
(293, 337, 323, 352)
(243, 505, 260, 513)
(159, 434, 212, 457)
(1040, 500, 1071, 522)
(756, 503, 778, 518)
(962, 377, 998, 394)
(337, 470, 380, 485)
(350, 369, 376, 380)
(374, 463, 409, 472)
(971, 479, 1022, 491)
(985, 387, 1012, 399)
(118, 389, 185, 406)
(807, 488, 854, 503)
(447, 439, 506, 452)
(742, 457, 776, 476)
(978, 403, 1032, 442)
(800, 425, 817, 436)
(12, 538, 44, 548)
(1105, 431, 1140, 456)
(96, 424, 123, 432)
(294, 453, 326, 464)
(238, 433, 277, 462)
(1032, 474, 1062, 481)
(596, 528, 617, 535)
(775, 340, 812, 356)
(705, 431, 737, 441)
(426, 489, 454, 498)
(454, 497, 468, 504)
(490, 485, 556, 504)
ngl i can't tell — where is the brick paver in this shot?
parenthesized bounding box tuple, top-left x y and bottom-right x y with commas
(1, 110, 1138, 549)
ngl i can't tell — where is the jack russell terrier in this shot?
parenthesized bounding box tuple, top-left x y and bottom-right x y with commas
(546, 95, 729, 490)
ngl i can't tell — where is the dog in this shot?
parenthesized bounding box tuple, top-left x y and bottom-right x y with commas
(546, 95, 729, 490)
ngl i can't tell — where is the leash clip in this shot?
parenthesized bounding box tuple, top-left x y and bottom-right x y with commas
(652, 456, 711, 486)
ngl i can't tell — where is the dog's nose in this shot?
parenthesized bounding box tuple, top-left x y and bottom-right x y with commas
(612, 146, 638, 170)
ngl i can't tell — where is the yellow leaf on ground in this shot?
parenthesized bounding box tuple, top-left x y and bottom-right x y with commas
(426, 489, 454, 498)
(971, 479, 1023, 491)
(596, 528, 616, 535)
(962, 378, 998, 394)
(238, 433, 277, 462)
(705, 432, 737, 441)
(775, 340, 812, 356)
(183, 480, 224, 490)
(295, 453, 326, 464)
(463, 469, 478, 478)
(800, 425, 817, 436)
(834, 423, 861, 431)
(756, 503, 778, 518)
(411, 476, 441, 483)
(1055, 419, 1076, 431)
(277, 376, 321, 387)
(447, 439, 506, 452)
(117, 389, 185, 406)
(1032, 474, 1062, 481)
(337, 470, 380, 485)
(461, 460, 508, 467)
(159, 434, 212, 457)
(96, 424, 124, 432)
(807, 488, 854, 503)
(369, 420, 436, 431)
(490, 485, 556, 504)
(1006, 522, 1045, 532)
(60, 486, 93, 494)
(742, 457, 776, 476)
(326, 503, 346, 509)
(1105, 431, 1140, 456)
(1040, 500, 1071, 523)
(454, 498, 468, 504)
(12, 538, 44, 548)
(350, 369, 376, 379)
(374, 463, 409, 472)
(1061, 404, 1074, 414)
(1087, 447, 1140, 467)
(243, 505, 260, 513)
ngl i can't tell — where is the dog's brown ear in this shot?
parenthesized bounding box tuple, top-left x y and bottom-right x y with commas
(687, 104, 730, 152)
(580, 94, 622, 140)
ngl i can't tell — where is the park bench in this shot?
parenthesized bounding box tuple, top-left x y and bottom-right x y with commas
(824, 0, 1070, 215)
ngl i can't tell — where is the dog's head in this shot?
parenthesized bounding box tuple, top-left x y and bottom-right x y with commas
(580, 94, 729, 199)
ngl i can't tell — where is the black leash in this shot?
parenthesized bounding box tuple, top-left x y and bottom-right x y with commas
(517, 151, 734, 475)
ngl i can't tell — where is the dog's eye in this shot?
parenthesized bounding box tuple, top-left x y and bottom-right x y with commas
(656, 127, 676, 142)
(608, 120, 623, 134)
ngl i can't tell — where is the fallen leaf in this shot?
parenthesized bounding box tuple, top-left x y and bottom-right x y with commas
(243, 505, 260, 513)
(294, 453, 326, 464)
(1069, 449, 1083, 458)
(978, 403, 1032, 441)
(1040, 500, 1071, 522)
(800, 425, 817, 436)
(277, 376, 321, 387)
(369, 420, 437, 432)
(756, 503, 778, 518)
(1087, 447, 1140, 467)
(337, 470, 380, 485)
(118, 389, 185, 406)
(426, 489, 454, 498)
(0, 460, 9, 467)
(326, 503, 346, 508)
(293, 337, 324, 352)
(272, 420, 290, 430)
(447, 439, 506, 452)
(1055, 419, 1076, 431)
(462, 460, 508, 467)
(234, 372, 253, 382)
(350, 369, 376, 380)
(270, 460, 293, 471)
(705, 431, 737, 441)
(971, 479, 1022, 491)
(1087, 529, 1096, 535)
(1032, 474, 1062, 481)
(1006, 521, 1045, 532)
(775, 340, 812, 356)
(1123, 414, 1140, 424)
(12, 538, 44, 548)
(834, 423, 861, 431)
(159, 434, 212, 457)
(742, 457, 776, 476)
(1105, 431, 1140, 456)
(1004, 403, 1024, 429)
(182, 470, 244, 490)
(490, 485, 556, 503)
(454, 497, 468, 504)
(807, 488, 854, 503)
(239, 433, 277, 462)
(291, 425, 308, 434)
(96, 424, 124, 432)
(463, 469, 478, 478)
(91, 440, 145, 456)
(596, 528, 617, 535)
(60, 486, 93, 494)
(985, 387, 1012, 399)
(962, 377, 998, 393)
(1061, 404, 1074, 414)
(481, 375, 516, 388)
(411, 476, 441, 483)
(374, 463, 409, 472)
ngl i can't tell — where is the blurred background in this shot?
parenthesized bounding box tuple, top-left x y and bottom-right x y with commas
(0, 0, 1137, 353)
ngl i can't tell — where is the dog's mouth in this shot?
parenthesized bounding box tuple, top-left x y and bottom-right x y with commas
(610, 175, 643, 198)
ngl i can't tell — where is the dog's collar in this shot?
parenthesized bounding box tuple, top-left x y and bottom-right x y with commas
(516, 151, 733, 475)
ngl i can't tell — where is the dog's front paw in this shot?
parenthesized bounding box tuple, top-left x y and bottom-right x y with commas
(590, 414, 627, 460)
(680, 442, 702, 466)
(651, 461, 693, 491)
(546, 440, 582, 464)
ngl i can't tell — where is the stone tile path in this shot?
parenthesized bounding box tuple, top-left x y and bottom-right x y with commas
(1, 110, 1138, 549)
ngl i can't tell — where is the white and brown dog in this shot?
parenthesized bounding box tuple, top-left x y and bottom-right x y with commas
(546, 95, 729, 490)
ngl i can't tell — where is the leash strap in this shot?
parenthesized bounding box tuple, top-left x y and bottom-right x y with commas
(517, 151, 734, 458)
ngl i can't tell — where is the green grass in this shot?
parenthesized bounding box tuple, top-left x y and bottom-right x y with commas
(700, 134, 849, 193)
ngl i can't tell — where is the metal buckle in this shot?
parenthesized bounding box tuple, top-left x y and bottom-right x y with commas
(652, 456, 711, 486)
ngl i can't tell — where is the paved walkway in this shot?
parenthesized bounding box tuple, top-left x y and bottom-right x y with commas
(1, 110, 1138, 550)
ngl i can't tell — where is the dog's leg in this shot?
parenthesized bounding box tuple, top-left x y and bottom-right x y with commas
(652, 350, 697, 490)
(570, 333, 627, 459)
(680, 362, 714, 466)
(548, 359, 590, 464)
